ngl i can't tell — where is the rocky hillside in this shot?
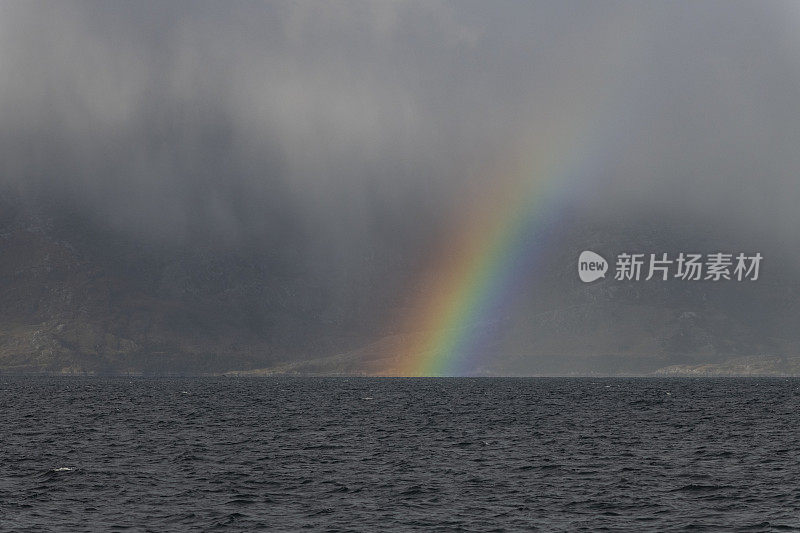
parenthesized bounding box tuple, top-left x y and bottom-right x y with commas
(0, 194, 400, 374)
(1, 194, 798, 376)
(220, 216, 800, 376)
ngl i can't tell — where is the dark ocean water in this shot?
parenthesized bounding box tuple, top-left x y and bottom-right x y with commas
(1, 377, 799, 532)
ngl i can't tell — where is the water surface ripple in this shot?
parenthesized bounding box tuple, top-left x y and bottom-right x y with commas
(1, 377, 799, 531)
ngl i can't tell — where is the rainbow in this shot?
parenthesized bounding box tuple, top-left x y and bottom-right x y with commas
(396, 132, 582, 376)
(391, 19, 638, 376)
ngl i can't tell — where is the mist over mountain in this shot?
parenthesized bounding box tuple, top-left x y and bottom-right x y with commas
(1, 1, 799, 375)
(2, 195, 797, 375)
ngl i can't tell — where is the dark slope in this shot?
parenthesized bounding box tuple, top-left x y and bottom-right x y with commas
(0, 192, 402, 374)
(254, 213, 800, 376)
(1, 191, 798, 375)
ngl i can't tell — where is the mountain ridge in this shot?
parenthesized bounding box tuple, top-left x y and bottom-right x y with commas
(1, 196, 797, 375)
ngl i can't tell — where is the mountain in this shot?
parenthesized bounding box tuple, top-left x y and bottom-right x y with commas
(1, 193, 798, 376)
(223, 215, 800, 377)
(0, 193, 400, 374)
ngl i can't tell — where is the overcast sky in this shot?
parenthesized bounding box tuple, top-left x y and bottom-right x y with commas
(1, 1, 799, 264)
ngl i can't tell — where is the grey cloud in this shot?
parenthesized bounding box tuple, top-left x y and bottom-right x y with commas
(0, 1, 798, 259)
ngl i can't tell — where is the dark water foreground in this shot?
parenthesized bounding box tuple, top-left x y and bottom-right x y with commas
(1, 377, 799, 531)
